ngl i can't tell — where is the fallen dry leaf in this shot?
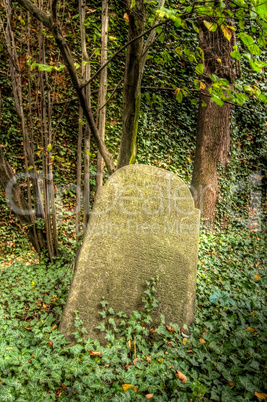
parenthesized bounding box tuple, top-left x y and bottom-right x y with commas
(89, 350, 102, 357)
(255, 392, 267, 399)
(168, 365, 173, 369)
(254, 275, 261, 279)
(176, 370, 187, 383)
(199, 338, 206, 344)
(123, 12, 129, 22)
(183, 338, 190, 345)
(166, 325, 175, 333)
(145, 394, 153, 399)
(133, 358, 138, 365)
(122, 384, 137, 392)
(229, 381, 235, 387)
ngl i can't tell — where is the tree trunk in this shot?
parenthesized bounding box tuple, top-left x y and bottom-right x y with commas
(117, 0, 146, 168)
(117, 0, 165, 169)
(2, 0, 46, 253)
(191, 16, 239, 226)
(0, 149, 45, 253)
(79, 0, 91, 229)
(96, 0, 109, 190)
(191, 90, 231, 223)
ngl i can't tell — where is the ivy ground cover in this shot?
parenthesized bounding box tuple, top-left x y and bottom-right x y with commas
(0, 225, 266, 401)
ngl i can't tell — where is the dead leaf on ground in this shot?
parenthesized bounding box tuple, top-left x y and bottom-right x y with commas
(89, 350, 102, 357)
(166, 325, 175, 333)
(145, 394, 153, 399)
(122, 384, 137, 392)
(255, 392, 267, 400)
(176, 370, 187, 383)
(199, 338, 206, 344)
(123, 12, 129, 22)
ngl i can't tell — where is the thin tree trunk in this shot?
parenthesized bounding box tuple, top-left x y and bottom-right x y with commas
(38, 5, 54, 260)
(0, 149, 43, 253)
(46, 79, 59, 254)
(96, 0, 109, 190)
(76, 105, 83, 234)
(117, 0, 164, 169)
(79, 0, 91, 229)
(2, 0, 46, 253)
(191, 89, 231, 223)
(117, 0, 146, 168)
(191, 17, 237, 226)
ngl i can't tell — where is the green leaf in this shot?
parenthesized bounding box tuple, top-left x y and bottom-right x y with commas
(238, 376, 255, 393)
(130, 0, 136, 8)
(195, 64, 204, 75)
(46, 144, 52, 152)
(38, 64, 53, 72)
(230, 51, 242, 60)
(203, 20, 217, 32)
(255, 2, 267, 20)
(248, 44, 262, 55)
(211, 95, 224, 106)
(174, 88, 183, 103)
(210, 295, 219, 304)
(239, 33, 254, 47)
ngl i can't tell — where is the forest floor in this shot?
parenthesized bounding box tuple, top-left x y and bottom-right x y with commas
(0, 222, 266, 401)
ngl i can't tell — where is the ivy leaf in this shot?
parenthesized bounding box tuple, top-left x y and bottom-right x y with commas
(248, 44, 262, 56)
(230, 51, 242, 60)
(203, 20, 217, 32)
(239, 33, 254, 47)
(195, 64, 204, 75)
(238, 376, 255, 393)
(254, 2, 267, 20)
(174, 88, 183, 103)
(210, 294, 219, 303)
(211, 95, 224, 106)
(221, 25, 232, 41)
(38, 64, 53, 72)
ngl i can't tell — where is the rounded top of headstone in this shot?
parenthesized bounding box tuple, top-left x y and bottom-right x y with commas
(92, 164, 196, 219)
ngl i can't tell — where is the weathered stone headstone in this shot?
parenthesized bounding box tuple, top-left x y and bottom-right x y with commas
(60, 165, 200, 342)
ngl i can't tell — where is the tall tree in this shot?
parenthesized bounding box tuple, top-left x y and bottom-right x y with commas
(191, 16, 241, 225)
(117, 0, 165, 168)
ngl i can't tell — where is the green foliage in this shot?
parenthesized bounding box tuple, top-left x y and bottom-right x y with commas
(0, 226, 266, 400)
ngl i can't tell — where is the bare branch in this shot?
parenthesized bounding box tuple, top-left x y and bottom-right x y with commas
(16, 0, 53, 29)
(81, 20, 169, 89)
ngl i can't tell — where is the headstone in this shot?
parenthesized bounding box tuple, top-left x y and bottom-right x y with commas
(60, 165, 200, 342)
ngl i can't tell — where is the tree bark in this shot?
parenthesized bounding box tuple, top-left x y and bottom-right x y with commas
(117, 0, 165, 169)
(96, 0, 109, 190)
(191, 89, 231, 223)
(117, 0, 146, 168)
(2, 0, 46, 253)
(0, 149, 45, 253)
(191, 17, 237, 226)
(16, 0, 115, 175)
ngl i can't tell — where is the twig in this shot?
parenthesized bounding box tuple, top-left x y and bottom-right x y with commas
(80, 20, 170, 89)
